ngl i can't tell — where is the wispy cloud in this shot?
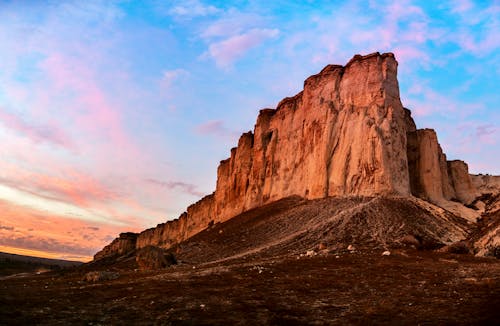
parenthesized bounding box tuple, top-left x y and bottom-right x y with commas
(0, 169, 119, 209)
(475, 124, 497, 143)
(194, 120, 240, 140)
(0, 109, 75, 150)
(162, 68, 189, 89)
(0, 225, 15, 231)
(205, 28, 279, 68)
(168, 0, 220, 18)
(145, 178, 204, 197)
(0, 198, 138, 260)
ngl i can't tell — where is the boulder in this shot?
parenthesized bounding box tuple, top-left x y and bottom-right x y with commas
(135, 246, 177, 270)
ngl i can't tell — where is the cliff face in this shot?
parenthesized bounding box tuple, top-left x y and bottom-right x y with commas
(407, 129, 454, 203)
(94, 232, 137, 261)
(215, 53, 412, 223)
(94, 52, 494, 260)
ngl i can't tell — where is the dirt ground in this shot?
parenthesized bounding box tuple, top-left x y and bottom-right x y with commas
(1, 249, 499, 325)
(2, 196, 499, 325)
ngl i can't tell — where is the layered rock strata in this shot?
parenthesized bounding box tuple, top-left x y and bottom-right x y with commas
(94, 52, 496, 260)
(94, 232, 137, 261)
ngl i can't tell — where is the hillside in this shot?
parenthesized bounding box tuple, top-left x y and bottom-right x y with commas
(0, 252, 82, 277)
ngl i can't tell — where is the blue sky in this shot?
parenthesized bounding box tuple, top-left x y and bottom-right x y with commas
(0, 0, 498, 260)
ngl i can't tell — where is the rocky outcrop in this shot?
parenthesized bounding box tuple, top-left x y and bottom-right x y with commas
(135, 246, 177, 270)
(94, 52, 498, 261)
(93, 232, 137, 261)
(215, 52, 411, 223)
(406, 129, 458, 204)
(471, 174, 500, 196)
(135, 194, 216, 249)
(406, 130, 481, 207)
(447, 160, 476, 204)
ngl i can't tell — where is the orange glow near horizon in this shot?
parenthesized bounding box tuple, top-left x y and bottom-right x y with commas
(0, 245, 91, 262)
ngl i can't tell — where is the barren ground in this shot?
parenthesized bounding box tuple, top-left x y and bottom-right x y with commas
(1, 250, 499, 325)
(1, 196, 499, 325)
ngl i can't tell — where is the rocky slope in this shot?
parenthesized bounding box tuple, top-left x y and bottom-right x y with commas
(173, 196, 471, 265)
(95, 52, 498, 260)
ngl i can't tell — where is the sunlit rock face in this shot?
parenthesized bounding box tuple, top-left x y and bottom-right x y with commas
(94, 232, 137, 261)
(406, 129, 478, 206)
(94, 52, 495, 259)
(407, 129, 453, 204)
(447, 160, 476, 205)
(215, 52, 412, 222)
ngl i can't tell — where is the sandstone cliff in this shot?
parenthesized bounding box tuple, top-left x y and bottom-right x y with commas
(94, 232, 137, 261)
(94, 52, 498, 260)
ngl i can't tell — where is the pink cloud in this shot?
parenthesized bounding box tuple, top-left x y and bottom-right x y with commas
(0, 198, 139, 260)
(194, 119, 240, 139)
(206, 28, 279, 67)
(39, 53, 132, 148)
(0, 167, 119, 208)
(450, 0, 474, 13)
(162, 68, 189, 89)
(0, 109, 74, 150)
(169, 0, 219, 18)
(403, 82, 484, 118)
(393, 46, 431, 66)
(145, 178, 204, 197)
(475, 124, 497, 144)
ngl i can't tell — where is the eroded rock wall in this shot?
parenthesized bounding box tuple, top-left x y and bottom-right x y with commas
(447, 160, 476, 204)
(407, 129, 450, 203)
(214, 52, 412, 222)
(93, 232, 137, 261)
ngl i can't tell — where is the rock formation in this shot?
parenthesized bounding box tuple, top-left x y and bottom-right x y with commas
(94, 52, 498, 261)
(407, 129, 454, 203)
(135, 246, 177, 270)
(94, 232, 137, 261)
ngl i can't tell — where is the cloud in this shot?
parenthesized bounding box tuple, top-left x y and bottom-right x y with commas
(205, 28, 279, 68)
(162, 68, 189, 89)
(0, 109, 75, 150)
(0, 169, 120, 209)
(200, 11, 266, 39)
(194, 120, 240, 139)
(0, 199, 136, 259)
(403, 81, 484, 118)
(443, 1, 500, 56)
(168, 0, 219, 18)
(475, 124, 497, 143)
(145, 178, 204, 197)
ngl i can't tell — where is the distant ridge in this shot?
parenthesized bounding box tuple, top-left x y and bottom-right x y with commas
(0, 251, 83, 277)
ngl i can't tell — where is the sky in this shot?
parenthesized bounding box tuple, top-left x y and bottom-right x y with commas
(0, 0, 498, 261)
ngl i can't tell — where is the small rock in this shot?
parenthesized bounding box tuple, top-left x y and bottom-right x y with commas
(318, 243, 327, 250)
(347, 245, 355, 251)
(305, 250, 316, 257)
(382, 250, 391, 256)
(83, 271, 119, 283)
